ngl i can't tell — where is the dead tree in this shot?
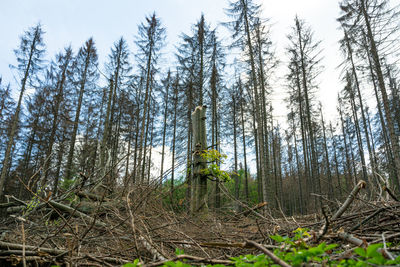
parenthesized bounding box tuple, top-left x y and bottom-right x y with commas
(190, 106, 208, 214)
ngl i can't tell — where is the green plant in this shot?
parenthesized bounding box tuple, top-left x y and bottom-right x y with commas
(122, 259, 140, 267)
(24, 186, 43, 214)
(200, 149, 231, 182)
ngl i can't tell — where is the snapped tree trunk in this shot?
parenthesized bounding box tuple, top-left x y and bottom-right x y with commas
(190, 106, 208, 214)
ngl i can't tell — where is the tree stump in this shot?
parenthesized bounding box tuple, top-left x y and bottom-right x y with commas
(191, 106, 208, 214)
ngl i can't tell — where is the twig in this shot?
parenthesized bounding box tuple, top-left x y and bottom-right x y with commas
(244, 239, 291, 267)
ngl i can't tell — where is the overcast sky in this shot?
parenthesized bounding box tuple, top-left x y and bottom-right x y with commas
(0, 0, 345, 123)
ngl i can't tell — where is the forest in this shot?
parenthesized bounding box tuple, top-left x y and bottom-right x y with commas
(1, 0, 400, 266)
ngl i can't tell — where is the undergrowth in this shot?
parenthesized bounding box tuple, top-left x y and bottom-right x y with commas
(122, 228, 400, 266)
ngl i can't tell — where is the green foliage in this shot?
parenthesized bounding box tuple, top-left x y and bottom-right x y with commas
(59, 176, 80, 204)
(201, 149, 227, 163)
(24, 186, 43, 214)
(163, 261, 192, 267)
(162, 176, 187, 211)
(60, 176, 76, 191)
(231, 254, 273, 266)
(175, 248, 185, 255)
(200, 149, 231, 182)
(266, 229, 399, 267)
(122, 259, 140, 267)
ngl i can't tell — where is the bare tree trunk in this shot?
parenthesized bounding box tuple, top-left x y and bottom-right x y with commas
(361, 1, 400, 192)
(170, 76, 179, 202)
(240, 93, 249, 203)
(141, 96, 153, 182)
(191, 106, 208, 214)
(0, 35, 37, 198)
(291, 110, 304, 213)
(43, 51, 71, 186)
(136, 42, 154, 183)
(185, 80, 194, 207)
(99, 78, 114, 180)
(344, 31, 377, 186)
(320, 107, 334, 199)
(53, 122, 68, 196)
(241, 0, 268, 204)
(338, 97, 353, 190)
(295, 19, 320, 206)
(232, 94, 239, 211)
(329, 123, 342, 199)
(159, 73, 170, 184)
(65, 49, 91, 180)
(346, 75, 368, 183)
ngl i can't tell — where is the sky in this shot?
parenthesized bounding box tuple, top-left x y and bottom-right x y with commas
(0, 0, 345, 123)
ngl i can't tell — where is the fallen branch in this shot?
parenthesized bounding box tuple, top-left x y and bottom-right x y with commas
(332, 180, 366, 220)
(47, 200, 107, 228)
(198, 241, 278, 250)
(240, 202, 267, 217)
(76, 191, 110, 202)
(0, 202, 17, 208)
(383, 186, 399, 202)
(337, 231, 364, 247)
(0, 241, 67, 255)
(245, 239, 291, 267)
(350, 207, 385, 231)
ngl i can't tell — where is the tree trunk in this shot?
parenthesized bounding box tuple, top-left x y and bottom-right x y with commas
(0, 32, 38, 198)
(329, 123, 342, 199)
(240, 93, 249, 203)
(361, 1, 400, 192)
(295, 18, 320, 206)
(159, 73, 170, 184)
(232, 94, 239, 211)
(42, 52, 71, 186)
(191, 106, 208, 214)
(170, 76, 179, 202)
(241, 0, 268, 205)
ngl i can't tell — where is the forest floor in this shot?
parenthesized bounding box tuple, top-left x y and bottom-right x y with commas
(0, 181, 399, 266)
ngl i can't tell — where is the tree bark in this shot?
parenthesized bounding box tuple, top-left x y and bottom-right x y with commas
(191, 106, 208, 214)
